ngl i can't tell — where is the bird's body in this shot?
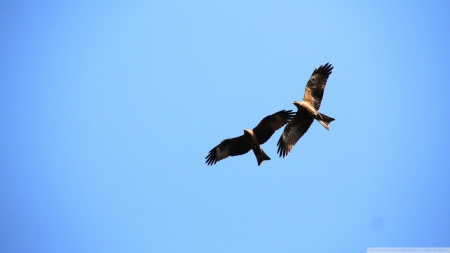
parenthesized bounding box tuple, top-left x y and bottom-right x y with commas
(277, 63, 335, 158)
(242, 128, 271, 165)
(206, 110, 295, 166)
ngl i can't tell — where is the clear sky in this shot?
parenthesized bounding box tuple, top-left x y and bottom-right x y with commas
(1, 1, 450, 252)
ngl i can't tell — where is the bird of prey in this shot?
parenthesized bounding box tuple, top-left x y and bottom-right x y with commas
(277, 63, 335, 158)
(206, 110, 295, 166)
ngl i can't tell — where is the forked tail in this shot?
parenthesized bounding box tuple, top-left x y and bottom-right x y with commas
(315, 113, 335, 130)
(253, 148, 271, 166)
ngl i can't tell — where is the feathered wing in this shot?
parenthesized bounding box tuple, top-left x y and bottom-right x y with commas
(253, 110, 296, 145)
(205, 136, 251, 165)
(302, 63, 333, 113)
(277, 107, 314, 158)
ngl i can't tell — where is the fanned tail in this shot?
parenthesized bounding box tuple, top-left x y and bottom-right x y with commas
(315, 113, 335, 130)
(253, 148, 270, 166)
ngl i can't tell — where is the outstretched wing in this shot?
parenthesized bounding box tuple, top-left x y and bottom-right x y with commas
(253, 110, 296, 145)
(277, 107, 314, 158)
(302, 63, 333, 113)
(205, 136, 251, 165)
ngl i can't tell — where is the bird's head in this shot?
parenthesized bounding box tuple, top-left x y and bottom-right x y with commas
(243, 128, 252, 135)
(293, 101, 302, 109)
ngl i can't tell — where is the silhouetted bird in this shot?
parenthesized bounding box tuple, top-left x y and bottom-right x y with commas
(206, 110, 295, 166)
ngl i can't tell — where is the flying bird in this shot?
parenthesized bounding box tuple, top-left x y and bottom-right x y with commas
(277, 63, 335, 158)
(206, 110, 295, 166)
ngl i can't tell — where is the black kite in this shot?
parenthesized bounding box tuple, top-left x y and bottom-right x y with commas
(206, 110, 295, 166)
(277, 63, 335, 158)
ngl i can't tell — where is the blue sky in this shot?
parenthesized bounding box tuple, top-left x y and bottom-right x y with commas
(1, 1, 450, 252)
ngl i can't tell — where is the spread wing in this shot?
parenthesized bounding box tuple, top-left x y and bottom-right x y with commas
(277, 107, 314, 158)
(205, 136, 251, 165)
(302, 63, 333, 113)
(253, 110, 296, 145)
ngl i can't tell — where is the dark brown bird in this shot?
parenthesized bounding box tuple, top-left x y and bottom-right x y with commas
(206, 110, 295, 166)
(277, 63, 335, 158)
